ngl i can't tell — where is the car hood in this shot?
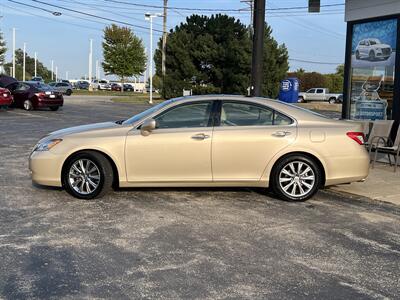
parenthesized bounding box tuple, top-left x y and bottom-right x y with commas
(374, 43, 391, 48)
(47, 122, 120, 139)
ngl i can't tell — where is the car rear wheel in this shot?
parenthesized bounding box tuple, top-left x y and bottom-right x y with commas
(66, 89, 72, 96)
(298, 96, 304, 103)
(23, 100, 33, 111)
(62, 151, 113, 199)
(328, 98, 336, 104)
(271, 155, 321, 201)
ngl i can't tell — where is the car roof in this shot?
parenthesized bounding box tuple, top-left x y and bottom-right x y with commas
(170, 94, 331, 123)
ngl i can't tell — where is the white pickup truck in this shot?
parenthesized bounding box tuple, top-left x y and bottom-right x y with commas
(298, 88, 342, 104)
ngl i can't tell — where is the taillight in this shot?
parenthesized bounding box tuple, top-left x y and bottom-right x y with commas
(35, 92, 46, 98)
(347, 132, 365, 145)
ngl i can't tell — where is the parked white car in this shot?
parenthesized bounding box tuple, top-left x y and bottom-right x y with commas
(91, 79, 111, 90)
(355, 38, 392, 61)
(298, 88, 342, 104)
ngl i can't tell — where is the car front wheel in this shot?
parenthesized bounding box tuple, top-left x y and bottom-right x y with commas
(271, 155, 322, 201)
(62, 151, 113, 199)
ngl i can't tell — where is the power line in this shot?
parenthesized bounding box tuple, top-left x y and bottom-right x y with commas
(25, 0, 165, 33)
(289, 58, 342, 65)
(106, 0, 344, 12)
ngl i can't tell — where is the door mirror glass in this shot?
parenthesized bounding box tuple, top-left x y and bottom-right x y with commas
(141, 119, 156, 136)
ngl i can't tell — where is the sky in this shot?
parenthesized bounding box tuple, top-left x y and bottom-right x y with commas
(0, 0, 346, 80)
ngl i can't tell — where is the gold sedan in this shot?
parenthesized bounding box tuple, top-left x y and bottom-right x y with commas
(29, 95, 369, 201)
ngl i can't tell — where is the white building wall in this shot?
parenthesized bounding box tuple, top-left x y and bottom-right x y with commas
(346, 0, 400, 22)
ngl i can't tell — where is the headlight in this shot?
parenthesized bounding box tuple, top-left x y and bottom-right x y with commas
(34, 139, 63, 152)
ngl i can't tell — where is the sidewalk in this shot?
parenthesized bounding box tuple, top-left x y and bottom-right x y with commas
(330, 163, 400, 206)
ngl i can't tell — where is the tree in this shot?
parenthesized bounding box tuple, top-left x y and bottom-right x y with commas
(102, 24, 146, 89)
(4, 49, 52, 81)
(0, 31, 6, 73)
(154, 14, 288, 99)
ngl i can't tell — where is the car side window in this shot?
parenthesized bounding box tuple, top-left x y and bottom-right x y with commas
(154, 101, 213, 129)
(220, 102, 293, 127)
(316, 89, 324, 93)
(221, 102, 274, 126)
(15, 83, 30, 92)
(308, 89, 315, 93)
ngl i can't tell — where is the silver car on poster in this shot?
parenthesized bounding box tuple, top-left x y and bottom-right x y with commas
(355, 38, 392, 61)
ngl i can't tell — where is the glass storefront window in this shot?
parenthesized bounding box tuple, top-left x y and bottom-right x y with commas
(349, 18, 397, 120)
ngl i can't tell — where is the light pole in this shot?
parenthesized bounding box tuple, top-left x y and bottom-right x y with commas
(145, 12, 163, 104)
(88, 39, 93, 90)
(55, 66, 58, 82)
(51, 60, 54, 81)
(34, 52, 37, 77)
(23, 42, 26, 81)
(12, 28, 16, 78)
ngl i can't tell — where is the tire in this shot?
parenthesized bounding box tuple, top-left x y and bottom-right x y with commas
(23, 99, 33, 111)
(66, 89, 72, 96)
(355, 50, 360, 60)
(271, 155, 322, 201)
(369, 50, 375, 61)
(50, 106, 59, 111)
(62, 151, 113, 199)
(298, 96, 304, 103)
(328, 98, 336, 104)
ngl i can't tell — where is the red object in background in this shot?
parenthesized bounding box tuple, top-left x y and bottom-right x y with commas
(0, 88, 13, 107)
(111, 84, 122, 91)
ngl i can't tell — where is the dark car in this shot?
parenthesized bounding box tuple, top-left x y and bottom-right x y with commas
(7, 81, 63, 111)
(123, 83, 134, 91)
(76, 81, 90, 90)
(111, 83, 122, 91)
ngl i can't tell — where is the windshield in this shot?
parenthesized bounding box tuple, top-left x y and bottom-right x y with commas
(122, 100, 174, 125)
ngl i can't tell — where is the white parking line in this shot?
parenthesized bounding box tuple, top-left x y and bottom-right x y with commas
(4, 110, 53, 119)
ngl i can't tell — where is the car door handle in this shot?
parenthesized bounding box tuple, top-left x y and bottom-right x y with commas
(191, 133, 210, 140)
(272, 131, 291, 137)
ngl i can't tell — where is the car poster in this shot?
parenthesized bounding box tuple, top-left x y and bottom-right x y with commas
(350, 18, 397, 120)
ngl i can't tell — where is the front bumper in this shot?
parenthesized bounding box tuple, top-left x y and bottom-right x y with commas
(37, 99, 64, 108)
(29, 150, 64, 187)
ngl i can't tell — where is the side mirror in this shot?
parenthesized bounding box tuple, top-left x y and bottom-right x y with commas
(141, 119, 156, 136)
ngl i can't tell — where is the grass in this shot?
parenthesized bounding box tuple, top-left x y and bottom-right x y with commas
(72, 89, 164, 104)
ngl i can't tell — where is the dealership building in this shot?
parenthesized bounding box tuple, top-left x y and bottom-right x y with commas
(342, 0, 400, 126)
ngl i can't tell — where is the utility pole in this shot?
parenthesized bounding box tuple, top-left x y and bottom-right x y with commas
(12, 28, 15, 78)
(162, 0, 168, 99)
(51, 60, 54, 81)
(34, 52, 37, 77)
(55, 66, 58, 81)
(22, 42, 26, 81)
(145, 13, 163, 104)
(250, 0, 266, 97)
(240, 0, 254, 27)
(95, 59, 99, 80)
(88, 39, 93, 89)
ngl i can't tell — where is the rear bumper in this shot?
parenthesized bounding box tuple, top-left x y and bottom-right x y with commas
(37, 99, 64, 108)
(324, 153, 370, 186)
(0, 97, 13, 106)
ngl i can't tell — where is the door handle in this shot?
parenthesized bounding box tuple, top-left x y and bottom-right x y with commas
(191, 133, 210, 140)
(272, 131, 291, 137)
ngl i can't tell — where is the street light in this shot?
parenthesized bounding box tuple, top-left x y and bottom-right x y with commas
(145, 12, 163, 104)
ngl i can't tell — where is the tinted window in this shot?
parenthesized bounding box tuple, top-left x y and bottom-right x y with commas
(359, 40, 365, 46)
(369, 40, 377, 45)
(15, 83, 30, 92)
(307, 89, 316, 93)
(274, 112, 292, 125)
(155, 102, 212, 129)
(220, 102, 292, 127)
(316, 89, 324, 93)
(221, 102, 274, 126)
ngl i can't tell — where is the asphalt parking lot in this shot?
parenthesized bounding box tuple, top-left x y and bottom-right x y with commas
(0, 96, 399, 299)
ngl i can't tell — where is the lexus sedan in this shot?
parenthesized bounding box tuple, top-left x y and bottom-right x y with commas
(29, 95, 369, 201)
(7, 81, 63, 111)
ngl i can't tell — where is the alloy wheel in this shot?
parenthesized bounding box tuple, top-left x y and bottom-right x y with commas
(68, 159, 101, 195)
(278, 161, 316, 198)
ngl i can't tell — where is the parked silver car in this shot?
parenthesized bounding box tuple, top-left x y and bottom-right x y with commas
(49, 82, 73, 96)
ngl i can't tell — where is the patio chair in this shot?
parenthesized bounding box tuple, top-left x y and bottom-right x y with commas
(372, 124, 400, 172)
(367, 120, 394, 167)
